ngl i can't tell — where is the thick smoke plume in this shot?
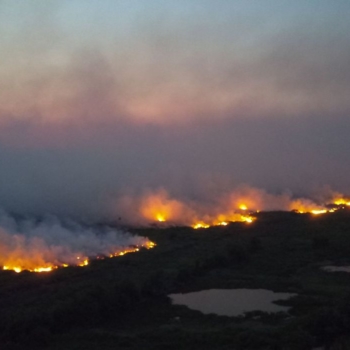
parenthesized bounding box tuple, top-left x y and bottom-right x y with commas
(0, 210, 152, 272)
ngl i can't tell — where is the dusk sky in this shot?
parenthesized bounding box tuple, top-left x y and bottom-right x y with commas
(1, 1, 350, 219)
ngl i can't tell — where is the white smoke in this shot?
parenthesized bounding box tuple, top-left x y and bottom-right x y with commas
(0, 210, 151, 271)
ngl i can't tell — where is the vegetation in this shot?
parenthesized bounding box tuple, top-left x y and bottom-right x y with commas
(2, 209, 350, 349)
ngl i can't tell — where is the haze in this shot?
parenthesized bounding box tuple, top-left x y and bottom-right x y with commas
(1, 0, 349, 220)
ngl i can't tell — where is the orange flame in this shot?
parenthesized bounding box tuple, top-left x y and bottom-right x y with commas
(333, 198, 350, 206)
(1, 241, 156, 274)
(124, 188, 350, 229)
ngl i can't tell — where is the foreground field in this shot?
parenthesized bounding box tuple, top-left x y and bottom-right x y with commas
(2, 209, 350, 349)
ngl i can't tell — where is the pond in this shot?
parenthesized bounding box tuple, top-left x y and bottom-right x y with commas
(169, 289, 296, 316)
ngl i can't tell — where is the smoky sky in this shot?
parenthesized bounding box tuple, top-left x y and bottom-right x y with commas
(1, 114, 349, 219)
(0, 1, 350, 219)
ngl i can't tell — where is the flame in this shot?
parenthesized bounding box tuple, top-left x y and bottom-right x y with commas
(294, 208, 330, 215)
(139, 189, 185, 224)
(290, 198, 328, 215)
(192, 214, 255, 229)
(126, 187, 350, 229)
(78, 259, 89, 267)
(147, 241, 156, 248)
(192, 222, 210, 229)
(34, 266, 54, 272)
(2, 241, 156, 274)
(311, 209, 328, 215)
(3, 186, 350, 275)
(3, 265, 22, 273)
(156, 214, 166, 222)
(333, 198, 350, 206)
(218, 221, 228, 226)
(241, 215, 254, 223)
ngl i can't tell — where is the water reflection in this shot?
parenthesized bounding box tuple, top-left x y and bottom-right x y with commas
(169, 289, 296, 316)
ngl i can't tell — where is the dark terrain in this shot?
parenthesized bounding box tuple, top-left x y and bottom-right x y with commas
(2, 209, 350, 349)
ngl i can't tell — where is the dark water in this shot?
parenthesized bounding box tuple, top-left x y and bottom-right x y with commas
(169, 289, 296, 316)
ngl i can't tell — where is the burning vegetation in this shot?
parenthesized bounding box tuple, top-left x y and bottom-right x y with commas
(0, 213, 155, 274)
(1, 187, 349, 274)
(115, 187, 350, 229)
(1, 242, 155, 274)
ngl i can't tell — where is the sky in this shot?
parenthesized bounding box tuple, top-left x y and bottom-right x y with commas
(0, 0, 350, 220)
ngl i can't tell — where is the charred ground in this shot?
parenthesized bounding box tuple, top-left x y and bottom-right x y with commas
(2, 209, 350, 349)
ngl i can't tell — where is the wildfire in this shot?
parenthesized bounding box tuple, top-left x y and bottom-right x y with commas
(241, 215, 254, 223)
(239, 204, 248, 211)
(294, 208, 334, 215)
(156, 214, 166, 222)
(3, 187, 350, 275)
(139, 189, 184, 224)
(218, 221, 228, 226)
(1, 241, 156, 274)
(3, 265, 55, 273)
(132, 187, 350, 231)
(34, 267, 54, 272)
(310, 209, 328, 215)
(192, 222, 210, 229)
(192, 214, 255, 229)
(294, 206, 340, 216)
(333, 198, 350, 206)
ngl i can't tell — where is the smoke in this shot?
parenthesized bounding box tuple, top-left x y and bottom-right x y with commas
(1, 1, 350, 124)
(0, 210, 151, 272)
(112, 185, 342, 227)
(0, 1, 350, 222)
(0, 114, 350, 221)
